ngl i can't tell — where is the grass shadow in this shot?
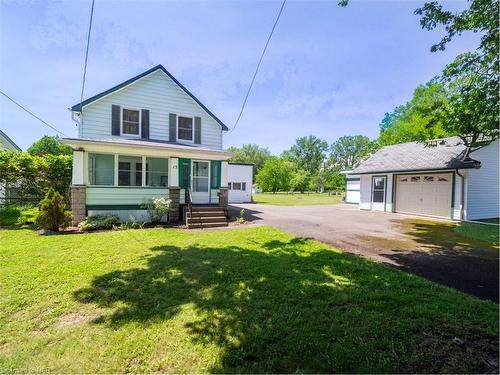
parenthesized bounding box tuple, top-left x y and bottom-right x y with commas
(74, 233, 498, 373)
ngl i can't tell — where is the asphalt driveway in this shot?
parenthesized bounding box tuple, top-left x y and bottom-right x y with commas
(230, 203, 499, 302)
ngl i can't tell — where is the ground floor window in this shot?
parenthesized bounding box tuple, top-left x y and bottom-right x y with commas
(229, 182, 246, 191)
(88, 154, 171, 187)
(146, 157, 168, 187)
(118, 156, 142, 186)
(372, 177, 385, 203)
(88, 153, 114, 185)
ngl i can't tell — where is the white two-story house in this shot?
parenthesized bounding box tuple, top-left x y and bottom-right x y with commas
(62, 65, 232, 225)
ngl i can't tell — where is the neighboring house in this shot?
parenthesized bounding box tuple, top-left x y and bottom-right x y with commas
(0, 129, 21, 203)
(341, 170, 360, 204)
(228, 163, 253, 203)
(62, 65, 233, 224)
(349, 137, 499, 221)
(0, 129, 21, 152)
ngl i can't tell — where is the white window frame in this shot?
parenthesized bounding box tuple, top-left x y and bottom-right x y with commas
(176, 115, 195, 143)
(120, 106, 142, 138)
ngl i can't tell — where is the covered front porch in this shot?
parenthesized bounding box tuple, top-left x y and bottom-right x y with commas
(62, 138, 232, 224)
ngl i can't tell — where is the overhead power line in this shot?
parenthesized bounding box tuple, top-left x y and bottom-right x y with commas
(79, 0, 95, 122)
(0, 91, 68, 137)
(229, 0, 287, 134)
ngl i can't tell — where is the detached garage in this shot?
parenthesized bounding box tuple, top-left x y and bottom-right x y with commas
(349, 137, 499, 221)
(227, 163, 253, 203)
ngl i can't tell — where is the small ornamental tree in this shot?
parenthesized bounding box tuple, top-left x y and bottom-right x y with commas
(142, 197, 172, 224)
(35, 188, 72, 231)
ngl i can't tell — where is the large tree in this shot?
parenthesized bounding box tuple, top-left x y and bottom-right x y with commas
(283, 136, 328, 175)
(415, 0, 499, 154)
(255, 157, 294, 193)
(329, 135, 378, 170)
(227, 144, 271, 178)
(27, 135, 72, 156)
(378, 82, 452, 146)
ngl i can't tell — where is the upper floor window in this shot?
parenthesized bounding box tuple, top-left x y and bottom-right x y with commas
(178, 116, 193, 142)
(122, 108, 141, 136)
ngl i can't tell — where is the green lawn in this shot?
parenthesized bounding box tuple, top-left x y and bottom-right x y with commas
(454, 222, 499, 245)
(1, 225, 498, 373)
(253, 192, 344, 205)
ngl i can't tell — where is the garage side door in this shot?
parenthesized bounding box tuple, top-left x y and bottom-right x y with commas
(395, 173, 453, 218)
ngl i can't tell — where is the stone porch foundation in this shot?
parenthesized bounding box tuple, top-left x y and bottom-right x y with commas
(70, 185, 86, 226)
(168, 187, 180, 223)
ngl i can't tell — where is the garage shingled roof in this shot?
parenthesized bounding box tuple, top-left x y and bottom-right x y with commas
(352, 136, 480, 174)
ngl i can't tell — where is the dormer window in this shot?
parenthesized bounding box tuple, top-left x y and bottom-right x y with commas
(177, 116, 194, 142)
(122, 108, 141, 136)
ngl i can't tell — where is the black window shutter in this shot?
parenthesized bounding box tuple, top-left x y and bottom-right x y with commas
(111, 105, 121, 135)
(141, 109, 149, 139)
(194, 116, 201, 144)
(169, 113, 177, 142)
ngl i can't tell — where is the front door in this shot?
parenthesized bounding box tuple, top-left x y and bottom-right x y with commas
(191, 160, 210, 204)
(371, 176, 386, 211)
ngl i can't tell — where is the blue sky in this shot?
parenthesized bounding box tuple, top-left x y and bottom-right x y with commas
(0, 0, 479, 153)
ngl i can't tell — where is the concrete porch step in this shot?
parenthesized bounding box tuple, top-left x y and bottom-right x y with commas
(185, 205, 228, 229)
(187, 211, 226, 218)
(187, 221, 228, 229)
(188, 216, 228, 224)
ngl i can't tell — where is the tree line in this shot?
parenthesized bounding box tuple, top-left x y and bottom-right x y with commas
(229, 135, 377, 193)
(230, 0, 498, 193)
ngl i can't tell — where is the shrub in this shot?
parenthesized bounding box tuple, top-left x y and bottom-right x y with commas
(141, 197, 172, 223)
(237, 209, 246, 224)
(78, 215, 120, 231)
(0, 204, 38, 226)
(120, 215, 145, 230)
(35, 189, 72, 231)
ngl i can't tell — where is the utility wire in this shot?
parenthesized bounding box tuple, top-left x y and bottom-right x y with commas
(0, 91, 68, 137)
(79, 0, 95, 123)
(228, 0, 287, 134)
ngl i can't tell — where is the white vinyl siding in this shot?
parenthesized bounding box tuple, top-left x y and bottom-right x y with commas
(228, 164, 253, 203)
(466, 141, 500, 220)
(86, 187, 169, 205)
(359, 175, 372, 210)
(453, 172, 464, 220)
(345, 175, 360, 204)
(79, 69, 223, 150)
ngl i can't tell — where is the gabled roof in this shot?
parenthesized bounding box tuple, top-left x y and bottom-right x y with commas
(0, 129, 21, 151)
(351, 136, 480, 174)
(70, 64, 229, 131)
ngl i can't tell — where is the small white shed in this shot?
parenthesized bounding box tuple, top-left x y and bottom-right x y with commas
(227, 163, 253, 203)
(341, 170, 360, 204)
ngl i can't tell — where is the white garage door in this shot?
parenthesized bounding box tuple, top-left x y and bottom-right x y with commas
(395, 173, 453, 218)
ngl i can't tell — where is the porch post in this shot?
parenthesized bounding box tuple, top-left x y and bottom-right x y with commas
(70, 150, 86, 226)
